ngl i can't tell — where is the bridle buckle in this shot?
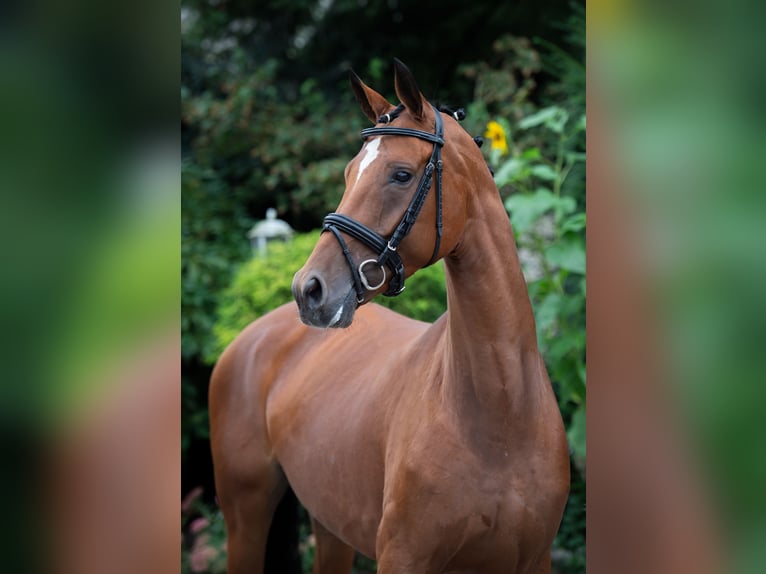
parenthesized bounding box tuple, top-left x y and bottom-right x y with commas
(358, 259, 387, 291)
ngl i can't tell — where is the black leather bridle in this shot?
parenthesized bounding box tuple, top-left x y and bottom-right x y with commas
(322, 104, 445, 304)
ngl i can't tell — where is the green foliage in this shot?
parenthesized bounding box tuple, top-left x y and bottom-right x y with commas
(182, 160, 254, 362)
(211, 232, 447, 361)
(210, 232, 321, 361)
(181, 158, 255, 457)
(460, 28, 586, 205)
(374, 263, 447, 323)
(458, 23, 586, 478)
(493, 105, 586, 468)
(181, 55, 366, 371)
(459, 35, 546, 155)
(182, 56, 364, 230)
(463, 28, 585, 571)
(537, 1, 586, 114)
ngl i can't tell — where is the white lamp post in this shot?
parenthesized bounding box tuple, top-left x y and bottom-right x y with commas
(247, 208, 294, 257)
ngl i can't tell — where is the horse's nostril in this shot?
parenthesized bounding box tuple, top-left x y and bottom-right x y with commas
(303, 276, 324, 309)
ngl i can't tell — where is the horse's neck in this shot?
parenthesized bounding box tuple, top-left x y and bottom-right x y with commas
(440, 188, 544, 438)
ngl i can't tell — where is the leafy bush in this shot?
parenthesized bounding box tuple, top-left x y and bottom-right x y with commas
(495, 105, 586, 469)
(482, 96, 585, 574)
(462, 23, 585, 570)
(182, 57, 364, 231)
(182, 160, 254, 363)
(210, 232, 320, 361)
(182, 160, 256, 456)
(500, 111, 586, 573)
(211, 232, 447, 361)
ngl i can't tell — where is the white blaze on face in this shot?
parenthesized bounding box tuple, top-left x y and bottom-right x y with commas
(355, 137, 381, 184)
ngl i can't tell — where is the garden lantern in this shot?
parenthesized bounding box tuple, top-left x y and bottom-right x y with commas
(247, 208, 294, 257)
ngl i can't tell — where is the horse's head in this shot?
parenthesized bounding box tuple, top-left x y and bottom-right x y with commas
(292, 59, 480, 328)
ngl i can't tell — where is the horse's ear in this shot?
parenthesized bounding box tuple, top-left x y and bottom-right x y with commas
(393, 58, 424, 121)
(349, 69, 392, 124)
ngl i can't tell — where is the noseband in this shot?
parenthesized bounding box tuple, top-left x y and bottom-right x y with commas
(322, 104, 445, 303)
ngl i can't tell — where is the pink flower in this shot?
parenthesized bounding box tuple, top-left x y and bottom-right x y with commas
(190, 517, 210, 534)
(182, 486, 204, 513)
(190, 543, 218, 572)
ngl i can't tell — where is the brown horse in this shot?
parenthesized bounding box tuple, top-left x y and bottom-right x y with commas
(209, 60, 570, 573)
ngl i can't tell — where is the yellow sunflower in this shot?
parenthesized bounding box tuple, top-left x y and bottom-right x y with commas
(484, 121, 509, 155)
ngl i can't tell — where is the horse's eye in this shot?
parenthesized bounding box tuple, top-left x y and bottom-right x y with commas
(392, 171, 412, 184)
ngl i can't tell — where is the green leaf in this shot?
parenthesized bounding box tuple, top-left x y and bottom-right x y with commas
(493, 157, 527, 187)
(504, 188, 558, 235)
(545, 237, 585, 274)
(547, 336, 574, 366)
(567, 405, 586, 461)
(518, 107, 558, 129)
(535, 292, 563, 339)
(577, 362, 586, 387)
(560, 212, 586, 234)
(554, 196, 577, 221)
(520, 147, 542, 161)
(518, 106, 569, 133)
(531, 164, 559, 181)
(566, 151, 587, 164)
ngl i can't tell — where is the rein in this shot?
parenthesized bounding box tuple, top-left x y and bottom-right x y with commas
(322, 104, 445, 303)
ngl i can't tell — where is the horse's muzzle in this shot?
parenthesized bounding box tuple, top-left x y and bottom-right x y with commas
(292, 271, 356, 328)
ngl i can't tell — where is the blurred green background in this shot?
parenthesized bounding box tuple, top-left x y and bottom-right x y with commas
(589, 2, 766, 572)
(181, 1, 585, 572)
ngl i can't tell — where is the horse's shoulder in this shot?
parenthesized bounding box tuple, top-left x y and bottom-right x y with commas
(210, 304, 307, 396)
